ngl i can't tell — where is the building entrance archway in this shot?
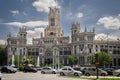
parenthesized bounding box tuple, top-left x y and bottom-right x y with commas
(44, 48, 53, 65)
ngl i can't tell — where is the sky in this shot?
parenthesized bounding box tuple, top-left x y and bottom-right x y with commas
(0, 0, 120, 44)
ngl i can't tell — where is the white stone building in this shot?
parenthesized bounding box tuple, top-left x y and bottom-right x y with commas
(6, 7, 120, 68)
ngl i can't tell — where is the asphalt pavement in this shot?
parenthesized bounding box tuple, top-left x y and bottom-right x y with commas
(1, 71, 120, 80)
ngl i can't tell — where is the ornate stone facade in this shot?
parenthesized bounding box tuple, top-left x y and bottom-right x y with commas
(6, 7, 120, 68)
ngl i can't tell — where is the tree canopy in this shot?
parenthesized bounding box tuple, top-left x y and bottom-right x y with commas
(0, 47, 6, 65)
(96, 52, 112, 67)
(91, 52, 112, 67)
(67, 55, 77, 66)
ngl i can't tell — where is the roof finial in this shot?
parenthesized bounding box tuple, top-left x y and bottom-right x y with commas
(93, 27, 95, 33)
(84, 26, 87, 32)
(41, 32, 43, 38)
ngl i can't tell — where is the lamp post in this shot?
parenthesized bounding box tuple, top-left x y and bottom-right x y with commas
(95, 53, 99, 79)
(107, 33, 109, 54)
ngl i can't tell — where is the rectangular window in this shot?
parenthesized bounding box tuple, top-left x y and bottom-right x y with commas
(11, 40, 17, 44)
(88, 36, 93, 41)
(51, 18, 55, 26)
(89, 48, 92, 53)
(114, 58, 116, 66)
(60, 51, 62, 55)
(118, 59, 120, 66)
(79, 37, 84, 41)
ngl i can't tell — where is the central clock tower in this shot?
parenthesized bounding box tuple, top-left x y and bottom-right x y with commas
(45, 7, 64, 38)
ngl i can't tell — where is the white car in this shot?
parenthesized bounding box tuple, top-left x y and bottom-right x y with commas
(0, 72, 2, 80)
(113, 69, 120, 77)
(59, 66, 82, 76)
(41, 67, 58, 74)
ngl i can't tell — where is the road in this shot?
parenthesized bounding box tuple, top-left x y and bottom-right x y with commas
(2, 71, 88, 80)
(2, 71, 120, 80)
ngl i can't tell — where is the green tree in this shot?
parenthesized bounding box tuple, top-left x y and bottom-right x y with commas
(98, 52, 112, 67)
(93, 52, 112, 67)
(0, 47, 6, 65)
(10, 55, 22, 67)
(16, 56, 23, 66)
(14, 56, 19, 66)
(67, 55, 77, 67)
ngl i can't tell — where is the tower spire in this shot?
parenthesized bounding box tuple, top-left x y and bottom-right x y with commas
(93, 27, 95, 33)
(84, 26, 87, 32)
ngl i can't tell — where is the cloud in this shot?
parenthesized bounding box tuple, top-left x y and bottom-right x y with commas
(10, 10, 19, 16)
(76, 12, 83, 19)
(27, 28, 44, 44)
(0, 19, 3, 23)
(119, 14, 120, 17)
(0, 39, 6, 45)
(66, 12, 84, 20)
(23, 12, 27, 16)
(2, 21, 48, 28)
(97, 14, 120, 29)
(32, 0, 60, 13)
(67, 12, 72, 16)
(95, 33, 118, 40)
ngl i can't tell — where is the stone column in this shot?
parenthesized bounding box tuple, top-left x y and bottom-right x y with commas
(112, 58, 114, 67)
(116, 58, 118, 68)
(72, 46, 74, 54)
(77, 45, 79, 54)
(42, 56, 44, 66)
(84, 56, 88, 65)
(62, 56, 64, 64)
(53, 55, 54, 68)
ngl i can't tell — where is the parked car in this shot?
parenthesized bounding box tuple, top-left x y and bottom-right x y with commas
(103, 68, 114, 75)
(73, 67, 86, 75)
(59, 66, 82, 76)
(84, 67, 108, 76)
(41, 67, 57, 74)
(113, 69, 120, 77)
(0, 72, 2, 80)
(23, 66, 37, 73)
(1, 66, 17, 73)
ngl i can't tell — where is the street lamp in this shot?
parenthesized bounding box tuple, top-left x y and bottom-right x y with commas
(95, 53, 99, 79)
